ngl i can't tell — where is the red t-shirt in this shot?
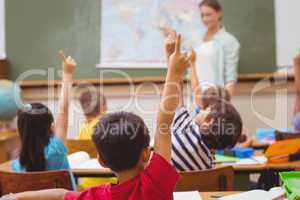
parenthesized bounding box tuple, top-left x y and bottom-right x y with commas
(65, 153, 179, 200)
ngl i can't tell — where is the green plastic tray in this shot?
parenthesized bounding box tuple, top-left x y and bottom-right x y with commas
(280, 172, 300, 200)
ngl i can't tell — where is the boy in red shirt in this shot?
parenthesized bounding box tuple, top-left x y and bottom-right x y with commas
(5, 34, 193, 200)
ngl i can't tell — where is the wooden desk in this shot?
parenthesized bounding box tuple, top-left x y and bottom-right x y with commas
(72, 168, 115, 178)
(0, 161, 115, 178)
(219, 160, 300, 174)
(0, 160, 12, 171)
(200, 192, 240, 200)
(0, 131, 20, 163)
(0, 157, 299, 178)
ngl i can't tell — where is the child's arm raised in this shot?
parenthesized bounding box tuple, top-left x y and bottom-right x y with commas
(164, 30, 177, 60)
(188, 49, 203, 107)
(54, 51, 76, 142)
(154, 35, 191, 162)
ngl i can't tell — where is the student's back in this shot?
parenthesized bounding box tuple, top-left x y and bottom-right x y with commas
(78, 90, 107, 140)
(12, 52, 77, 189)
(77, 90, 116, 188)
(65, 130, 178, 200)
(12, 132, 69, 172)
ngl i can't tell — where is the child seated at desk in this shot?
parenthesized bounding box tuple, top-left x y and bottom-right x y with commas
(171, 87, 243, 171)
(188, 46, 251, 148)
(78, 90, 107, 140)
(4, 33, 190, 200)
(11, 52, 76, 189)
(165, 33, 243, 171)
(77, 90, 117, 187)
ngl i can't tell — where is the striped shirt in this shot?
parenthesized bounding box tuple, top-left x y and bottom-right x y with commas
(171, 106, 215, 171)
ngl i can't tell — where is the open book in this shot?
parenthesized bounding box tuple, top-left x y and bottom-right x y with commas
(220, 187, 286, 200)
(68, 151, 104, 169)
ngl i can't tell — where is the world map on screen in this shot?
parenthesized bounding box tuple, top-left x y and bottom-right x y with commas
(101, 0, 206, 67)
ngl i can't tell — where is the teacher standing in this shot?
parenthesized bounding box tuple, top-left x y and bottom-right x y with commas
(195, 0, 240, 96)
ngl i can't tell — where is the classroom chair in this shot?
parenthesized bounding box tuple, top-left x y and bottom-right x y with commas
(175, 166, 234, 192)
(0, 170, 72, 195)
(66, 139, 97, 158)
(275, 130, 300, 141)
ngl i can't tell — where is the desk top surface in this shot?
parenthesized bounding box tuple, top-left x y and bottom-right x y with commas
(0, 131, 18, 142)
(1, 158, 300, 176)
(200, 192, 240, 200)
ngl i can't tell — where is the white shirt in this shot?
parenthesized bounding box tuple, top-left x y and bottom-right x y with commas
(195, 41, 217, 90)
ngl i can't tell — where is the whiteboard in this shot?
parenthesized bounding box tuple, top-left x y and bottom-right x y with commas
(98, 0, 205, 68)
(275, 0, 300, 67)
(0, 0, 5, 59)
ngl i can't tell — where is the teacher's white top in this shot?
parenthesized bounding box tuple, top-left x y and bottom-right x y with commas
(195, 28, 240, 87)
(196, 41, 217, 90)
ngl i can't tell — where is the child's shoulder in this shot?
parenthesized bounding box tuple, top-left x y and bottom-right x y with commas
(45, 136, 68, 156)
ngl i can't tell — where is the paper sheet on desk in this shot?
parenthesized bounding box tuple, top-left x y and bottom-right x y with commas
(221, 156, 268, 166)
(174, 191, 202, 200)
(68, 151, 90, 169)
(235, 156, 267, 165)
(68, 152, 104, 169)
(75, 159, 104, 169)
(220, 188, 286, 200)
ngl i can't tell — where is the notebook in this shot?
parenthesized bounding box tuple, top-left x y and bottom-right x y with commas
(220, 188, 286, 200)
(219, 156, 268, 166)
(173, 191, 201, 200)
(68, 151, 104, 169)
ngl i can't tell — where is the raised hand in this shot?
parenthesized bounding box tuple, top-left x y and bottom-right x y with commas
(59, 50, 76, 75)
(165, 29, 177, 59)
(187, 48, 197, 67)
(168, 34, 191, 76)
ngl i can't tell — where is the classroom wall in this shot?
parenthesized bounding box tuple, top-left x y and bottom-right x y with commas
(0, 0, 5, 59)
(275, 0, 300, 67)
(6, 0, 277, 80)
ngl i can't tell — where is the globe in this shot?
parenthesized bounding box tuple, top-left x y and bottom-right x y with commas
(0, 80, 22, 121)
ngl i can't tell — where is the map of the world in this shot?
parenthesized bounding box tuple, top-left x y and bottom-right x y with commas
(100, 0, 206, 68)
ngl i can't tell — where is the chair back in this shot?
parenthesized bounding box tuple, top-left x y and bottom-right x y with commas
(0, 170, 72, 195)
(175, 166, 234, 192)
(66, 139, 97, 158)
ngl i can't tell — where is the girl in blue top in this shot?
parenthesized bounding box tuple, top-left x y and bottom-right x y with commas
(12, 51, 76, 188)
(12, 103, 70, 172)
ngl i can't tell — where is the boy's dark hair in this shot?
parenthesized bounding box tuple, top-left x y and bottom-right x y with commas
(202, 86, 231, 109)
(79, 90, 106, 118)
(92, 112, 150, 172)
(199, 0, 222, 12)
(201, 100, 242, 149)
(18, 103, 54, 171)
